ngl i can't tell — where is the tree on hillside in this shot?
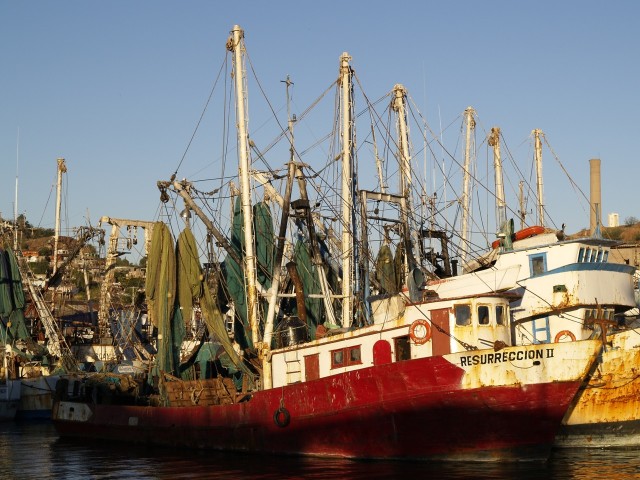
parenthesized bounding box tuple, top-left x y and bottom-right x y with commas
(624, 216, 638, 226)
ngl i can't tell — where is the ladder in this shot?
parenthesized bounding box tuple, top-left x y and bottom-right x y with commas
(16, 254, 78, 372)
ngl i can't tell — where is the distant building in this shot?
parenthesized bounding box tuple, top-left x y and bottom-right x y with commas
(608, 213, 620, 227)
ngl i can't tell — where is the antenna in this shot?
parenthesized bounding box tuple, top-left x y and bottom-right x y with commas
(14, 128, 19, 250)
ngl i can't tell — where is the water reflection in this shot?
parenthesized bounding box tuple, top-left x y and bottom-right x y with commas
(1, 422, 639, 480)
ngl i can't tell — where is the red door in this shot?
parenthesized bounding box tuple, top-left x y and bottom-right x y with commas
(430, 308, 451, 356)
(373, 340, 392, 365)
(305, 354, 320, 381)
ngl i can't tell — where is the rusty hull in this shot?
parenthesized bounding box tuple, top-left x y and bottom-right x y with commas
(556, 328, 640, 447)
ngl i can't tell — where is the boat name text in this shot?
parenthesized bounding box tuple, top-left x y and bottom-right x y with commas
(460, 348, 554, 366)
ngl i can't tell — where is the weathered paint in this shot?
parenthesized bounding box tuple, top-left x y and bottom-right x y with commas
(17, 376, 59, 420)
(556, 328, 640, 447)
(0, 380, 21, 421)
(53, 341, 601, 461)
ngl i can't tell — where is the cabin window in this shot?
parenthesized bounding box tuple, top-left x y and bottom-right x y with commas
(331, 350, 344, 368)
(584, 248, 591, 263)
(349, 346, 362, 364)
(603, 250, 609, 262)
(478, 305, 490, 325)
(577, 247, 585, 263)
(394, 336, 411, 361)
(584, 309, 595, 321)
(590, 249, 597, 262)
(529, 253, 547, 276)
(331, 345, 362, 369)
(495, 305, 506, 326)
(531, 316, 551, 343)
(596, 249, 603, 262)
(455, 304, 471, 326)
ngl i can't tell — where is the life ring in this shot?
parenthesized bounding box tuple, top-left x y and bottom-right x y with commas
(409, 319, 432, 345)
(554, 330, 577, 343)
(491, 239, 501, 249)
(514, 225, 545, 242)
(273, 406, 291, 428)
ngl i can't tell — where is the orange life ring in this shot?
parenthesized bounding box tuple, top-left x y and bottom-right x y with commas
(491, 239, 501, 249)
(514, 225, 545, 242)
(409, 319, 432, 345)
(554, 330, 577, 343)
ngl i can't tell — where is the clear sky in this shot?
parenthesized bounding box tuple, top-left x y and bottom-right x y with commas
(1, 1, 639, 238)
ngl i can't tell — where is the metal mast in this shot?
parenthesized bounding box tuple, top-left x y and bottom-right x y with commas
(460, 107, 475, 264)
(489, 127, 507, 233)
(230, 25, 259, 345)
(53, 158, 67, 275)
(518, 181, 526, 230)
(392, 84, 417, 276)
(533, 129, 545, 226)
(339, 52, 353, 328)
(263, 76, 297, 370)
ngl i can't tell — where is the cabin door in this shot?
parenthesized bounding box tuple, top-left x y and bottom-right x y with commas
(305, 354, 320, 381)
(430, 308, 451, 356)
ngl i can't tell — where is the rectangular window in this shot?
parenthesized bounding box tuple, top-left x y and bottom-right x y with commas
(531, 317, 551, 343)
(578, 247, 585, 262)
(331, 350, 344, 368)
(529, 253, 547, 276)
(394, 336, 411, 361)
(349, 346, 361, 364)
(478, 305, 490, 325)
(596, 249, 603, 262)
(455, 304, 471, 326)
(331, 345, 362, 369)
(590, 249, 597, 262)
(584, 248, 591, 263)
(495, 305, 505, 326)
(603, 251, 609, 262)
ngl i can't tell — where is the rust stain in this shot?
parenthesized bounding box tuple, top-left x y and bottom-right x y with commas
(564, 331, 640, 426)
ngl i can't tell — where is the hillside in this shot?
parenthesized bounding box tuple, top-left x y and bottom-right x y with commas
(571, 223, 640, 244)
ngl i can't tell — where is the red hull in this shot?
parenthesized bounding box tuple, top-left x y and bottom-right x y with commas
(53, 355, 580, 461)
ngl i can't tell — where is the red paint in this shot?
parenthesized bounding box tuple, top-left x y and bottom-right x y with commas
(373, 340, 392, 365)
(304, 354, 319, 381)
(514, 225, 545, 241)
(430, 308, 450, 356)
(491, 225, 545, 249)
(53, 354, 582, 461)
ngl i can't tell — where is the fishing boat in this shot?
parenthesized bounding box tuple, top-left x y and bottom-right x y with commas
(52, 25, 603, 461)
(463, 125, 640, 447)
(0, 246, 23, 420)
(53, 287, 602, 461)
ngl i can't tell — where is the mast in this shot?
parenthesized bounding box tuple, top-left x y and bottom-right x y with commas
(263, 76, 297, 373)
(392, 84, 417, 277)
(339, 52, 353, 328)
(13, 130, 19, 250)
(460, 107, 475, 264)
(533, 128, 545, 226)
(230, 25, 259, 345)
(489, 127, 507, 233)
(371, 124, 386, 194)
(53, 158, 67, 275)
(518, 180, 526, 230)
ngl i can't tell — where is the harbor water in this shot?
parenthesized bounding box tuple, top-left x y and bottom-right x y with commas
(1, 421, 639, 479)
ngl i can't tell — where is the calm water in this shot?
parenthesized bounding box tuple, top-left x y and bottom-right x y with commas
(1, 421, 639, 480)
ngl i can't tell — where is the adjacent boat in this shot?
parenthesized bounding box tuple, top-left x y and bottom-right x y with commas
(0, 344, 20, 420)
(51, 24, 603, 462)
(465, 127, 640, 448)
(0, 246, 23, 420)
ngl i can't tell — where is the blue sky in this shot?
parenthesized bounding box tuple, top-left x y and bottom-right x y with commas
(1, 1, 639, 238)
